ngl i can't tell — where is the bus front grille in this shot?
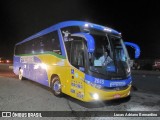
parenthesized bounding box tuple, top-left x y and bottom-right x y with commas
(101, 85, 130, 91)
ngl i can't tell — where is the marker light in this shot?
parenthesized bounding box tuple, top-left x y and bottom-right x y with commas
(128, 91, 130, 96)
(104, 28, 112, 32)
(84, 23, 89, 27)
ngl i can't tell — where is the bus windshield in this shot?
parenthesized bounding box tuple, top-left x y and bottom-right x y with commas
(61, 26, 130, 79)
(85, 30, 130, 79)
(89, 34, 130, 78)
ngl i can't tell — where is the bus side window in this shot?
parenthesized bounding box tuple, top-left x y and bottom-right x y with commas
(24, 42, 31, 54)
(15, 31, 62, 55)
(52, 31, 61, 55)
(61, 26, 80, 38)
(34, 36, 44, 53)
(31, 40, 35, 54)
(15, 45, 20, 55)
(65, 41, 71, 62)
(40, 31, 62, 55)
(43, 34, 52, 52)
(15, 43, 28, 55)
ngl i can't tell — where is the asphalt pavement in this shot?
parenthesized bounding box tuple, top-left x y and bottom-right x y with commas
(132, 70, 160, 95)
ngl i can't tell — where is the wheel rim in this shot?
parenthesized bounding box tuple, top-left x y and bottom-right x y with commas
(53, 80, 61, 94)
(19, 71, 22, 80)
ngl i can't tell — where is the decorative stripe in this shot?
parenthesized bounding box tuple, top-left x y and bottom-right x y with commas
(85, 74, 132, 87)
(15, 51, 66, 59)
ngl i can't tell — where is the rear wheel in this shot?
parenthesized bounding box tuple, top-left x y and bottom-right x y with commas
(51, 76, 63, 97)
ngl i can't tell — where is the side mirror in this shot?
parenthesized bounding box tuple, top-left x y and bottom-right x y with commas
(71, 33, 95, 53)
(124, 42, 140, 59)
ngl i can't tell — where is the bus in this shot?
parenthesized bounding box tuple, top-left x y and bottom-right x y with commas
(13, 21, 139, 102)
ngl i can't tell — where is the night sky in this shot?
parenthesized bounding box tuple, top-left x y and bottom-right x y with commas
(1, 0, 160, 59)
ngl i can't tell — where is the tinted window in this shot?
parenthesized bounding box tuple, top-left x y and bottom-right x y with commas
(15, 31, 61, 55)
(61, 26, 80, 42)
(70, 40, 85, 68)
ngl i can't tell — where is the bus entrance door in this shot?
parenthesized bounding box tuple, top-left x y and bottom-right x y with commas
(68, 40, 85, 100)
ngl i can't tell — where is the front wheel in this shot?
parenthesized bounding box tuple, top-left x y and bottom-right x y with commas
(51, 76, 63, 97)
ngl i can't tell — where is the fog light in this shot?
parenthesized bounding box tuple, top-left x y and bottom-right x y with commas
(92, 93, 99, 100)
(128, 91, 130, 96)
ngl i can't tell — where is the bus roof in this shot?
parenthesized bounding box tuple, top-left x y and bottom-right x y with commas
(16, 21, 121, 45)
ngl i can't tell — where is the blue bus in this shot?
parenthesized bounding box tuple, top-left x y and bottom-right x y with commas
(13, 21, 140, 101)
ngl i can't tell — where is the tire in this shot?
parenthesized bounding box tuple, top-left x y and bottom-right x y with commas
(51, 76, 63, 97)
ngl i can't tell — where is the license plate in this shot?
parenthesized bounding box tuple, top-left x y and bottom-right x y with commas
(114, 94, 121, 98)
(110, 82, 126, 87)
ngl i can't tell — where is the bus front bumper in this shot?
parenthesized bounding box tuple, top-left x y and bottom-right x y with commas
(83, 84, 131, 102)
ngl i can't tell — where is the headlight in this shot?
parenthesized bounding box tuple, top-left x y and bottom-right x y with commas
(90, 93, 99, 100)
(128, 91, 130, 95)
